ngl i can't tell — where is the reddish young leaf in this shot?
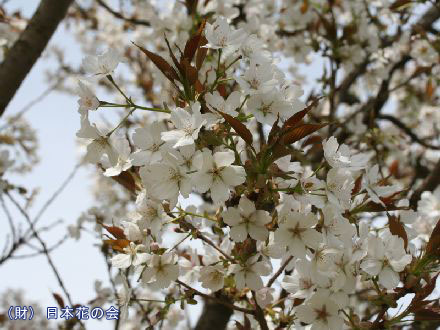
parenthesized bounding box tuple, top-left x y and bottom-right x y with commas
(300, 0, 309, 14)
(353, 200, 406, 213)
(281, 123, 328, 145)
(217, 83, 227, 97)
(388, 215, 408, 249)
(133, 42, 179, 82)
(426, 79, 434, 99)
(267, 115, 280, 145)
(282, 96, 323, 130)
(413, 274, 439, 303)
(352, 174, 363, 195)
(103, 239, 130, 252)
(218, 111, 253, 145)
(182, 58, 198, 85)
(301, 135, 323, 148)
(388, 159, 399, 177)
(102, 224, 126, 240)
(414, 306, 440, 321)
(271, 143, 291, 162)
(183, 21, 205, 62)
(426, 218, 440, 255)
(183, 34, 201, 62)
(195, 79, 204, 93)
(111, 170, 138, 194)
(165, 36, 184, 76)
(196, 36, 208, 70)
(52, 293, 65, 309)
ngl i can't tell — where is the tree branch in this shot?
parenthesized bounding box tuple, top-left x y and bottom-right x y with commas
(377, 114, 440, 150)
(252, 291, 269, 330)
(410, 158, 440, 209)
(5, 191, 75, 307)
(96, 0, 151, 27)
(176, 280, 253, 314)
(266, 256, 293, 288)
(0, 0, 74, 115)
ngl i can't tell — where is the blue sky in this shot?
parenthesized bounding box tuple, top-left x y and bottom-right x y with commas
(1, 1, 112, 328)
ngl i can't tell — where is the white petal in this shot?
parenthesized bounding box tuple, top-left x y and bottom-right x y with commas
(194, 173, 213, 193)
(238, 196, 256, 217)
(211, 180, 230, 203)
(245, 271, 263, 290)
(288, 238, 307, 258)
(222, 208, 241, 226)
(214, 151, 235, 167)
(295, 305, 316, 324)
(248, 224, 268, 241)
(378, 267, 400, 289)
(360, 258, 382, 276)
(230, 224, 248, 242)
(111, 254, 132, 269)
(220, 166, 246, 186)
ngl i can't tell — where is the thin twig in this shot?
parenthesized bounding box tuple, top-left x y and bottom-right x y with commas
(266, 256, 293, 288)
(1, 194, 16, 241)
(377, 114, 440, 150)
(197, 232, 235, 263)
(176, 280, 254, 314)
(10, 233, 69, 260)
(96, 0, 151, 26)
(5, 192, 77, 312)
(32, 162, 81, 226)
(181, 219, 235, 263)
(252, 291, 269, 330)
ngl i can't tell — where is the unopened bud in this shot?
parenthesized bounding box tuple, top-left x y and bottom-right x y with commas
(150, 242, 160, 252)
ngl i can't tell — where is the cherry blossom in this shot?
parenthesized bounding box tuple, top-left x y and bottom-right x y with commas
(77, 80, 99, 113)
(131, 122, 167, 165)
(205, 90, 241, 117)
(236, 60, 278, 95)
(82, 48, 122, 79)
(230, 254, 272, 291)
(193, 149, 246, 204)
(295, 289, 344, 330)
(274, 211, 322, 258)
(247, 91, 292, 125)
(111, 242, 148, 269)
(204, 16, 246, 50)
(360, 234, 412, 289)
(140, 152, 192, 202)
(323, 136, 371, 171)
(199, 264, 225, 292)
(222, 196, 271, 242)
(161, 102, 207, 148)
(141, 253, 180, 289)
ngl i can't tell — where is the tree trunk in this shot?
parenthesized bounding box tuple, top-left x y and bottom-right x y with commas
(0, 0, 74, 116)
(195, 299, 233, 330)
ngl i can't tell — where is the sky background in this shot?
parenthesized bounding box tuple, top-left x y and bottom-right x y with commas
(0, 1, 110, 329)
(1, 1, 436, 329)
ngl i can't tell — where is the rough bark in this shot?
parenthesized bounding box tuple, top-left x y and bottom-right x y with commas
(0, 0, 74, 116)
(194, 298, 233, 330)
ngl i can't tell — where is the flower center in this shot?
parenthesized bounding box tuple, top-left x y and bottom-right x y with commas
(314, 305, 330, 322)
(288, 223, 306, 238)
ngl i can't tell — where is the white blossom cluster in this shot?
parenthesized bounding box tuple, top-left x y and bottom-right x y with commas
(70, 1, 440, 329)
